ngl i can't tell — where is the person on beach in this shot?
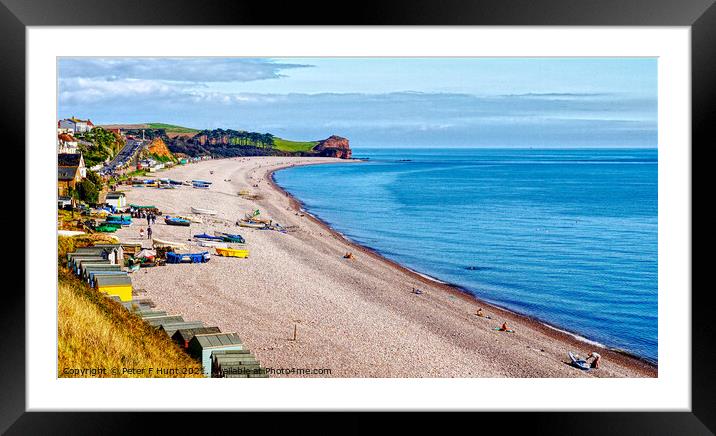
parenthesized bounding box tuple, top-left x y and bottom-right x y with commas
(147, 226, 153, 240)
(139, 227, 144, 239)
(499, 322, 510, 331)
(586, 352, 601, 369)
(146, 214, 151, 225)
(476, 308, 484, 317)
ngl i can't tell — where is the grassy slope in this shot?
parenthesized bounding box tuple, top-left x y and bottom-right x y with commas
(273, 137, 319, 152)
(146, 123, 199, 134)
(58, 269, 203, 378)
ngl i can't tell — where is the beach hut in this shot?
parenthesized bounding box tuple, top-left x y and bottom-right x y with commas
(187, 333, 245, 377)
(142, 315, 185, 327)
(171, 327, 221, 349)
(105, 191, 127, 209)
(88, 271, 127, 288)
(93, 244, 124, 263)
(69, 256, 108, 273)
(81, 264, 122, 282)
(210, 350, 266, 378)
(94, 274, 132, 301)
(157, 322, 206, 337)
(120, 301, 154, 312)
(136, 310, 169, 318)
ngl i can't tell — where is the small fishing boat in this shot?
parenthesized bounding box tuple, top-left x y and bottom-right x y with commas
(215, 247, 249, 258)
(198, 240, 228, 248)
(166, 251, 211, 264)
(105, 215, 132, 226)
(152, 238, 186, 249)
(191, 207, 217, 215)
(176, 215, 203, 224)
(192, 184, 210, 189)
(169, 179, 183, 185)
(192, 180, 212, 185)
(237, 220, 267, 229)
(193, 233, 224, 241)
(214, 231, 245, 243)
(164, 216, 191, 226)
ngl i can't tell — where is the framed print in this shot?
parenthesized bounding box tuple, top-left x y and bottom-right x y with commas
(2, 0, 712, 433)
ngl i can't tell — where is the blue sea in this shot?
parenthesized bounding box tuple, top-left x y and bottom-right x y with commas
(273, 148, 658, 363)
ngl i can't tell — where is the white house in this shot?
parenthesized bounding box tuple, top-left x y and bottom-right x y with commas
(58, 117, 95, 134)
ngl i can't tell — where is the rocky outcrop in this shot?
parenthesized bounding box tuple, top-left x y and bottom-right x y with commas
(147, 138, 175, 160)
(313, 135, 352, 159)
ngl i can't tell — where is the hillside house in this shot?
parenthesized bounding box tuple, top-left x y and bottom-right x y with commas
(58, 153, 86, 178)
(57, 132, 79, 154)
(58, 117, 95, 134)
(57, 153, 87, 197)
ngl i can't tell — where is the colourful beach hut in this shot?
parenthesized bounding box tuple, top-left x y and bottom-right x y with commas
(94, 274, 132, 301)
(187, 333, 245, 377)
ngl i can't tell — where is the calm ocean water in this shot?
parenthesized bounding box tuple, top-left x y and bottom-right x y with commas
(274, 148, 658, 362)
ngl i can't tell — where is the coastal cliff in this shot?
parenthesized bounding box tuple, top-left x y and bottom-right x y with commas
(314, 135, 352, 159)
(120, 125, 352, 159)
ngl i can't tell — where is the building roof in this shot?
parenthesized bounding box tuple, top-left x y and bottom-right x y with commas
(94, 274, 131, 287)
(190, 332, 243, 349)
(106, 192, 126, 199)
(172, 327, 221, 344)
(58, 133, 77, 142)
(58, 167, 78, 181)
(58, 153, 83, 167)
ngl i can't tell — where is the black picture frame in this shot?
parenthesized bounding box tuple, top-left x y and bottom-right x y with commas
(2, 0, 711, 433)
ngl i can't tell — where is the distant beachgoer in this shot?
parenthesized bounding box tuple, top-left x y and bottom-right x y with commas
(139, 228, 144, 239)
(499, 322, 509, 332)
(476, 308, 484, 317)
(147, 226, 152, 240)
(146, 214, 151, 225)
(587, 352, 601, 368)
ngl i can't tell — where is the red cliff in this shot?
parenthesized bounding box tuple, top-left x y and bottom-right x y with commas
(314, 135, 352, 159)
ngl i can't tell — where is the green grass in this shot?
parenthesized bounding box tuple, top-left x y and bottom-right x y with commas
(57, 269, 203, 378)
(273, 137, 319, 153)
(146, 123, 199, 133)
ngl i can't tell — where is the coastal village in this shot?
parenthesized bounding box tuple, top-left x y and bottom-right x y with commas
(57, 118, 655, 379)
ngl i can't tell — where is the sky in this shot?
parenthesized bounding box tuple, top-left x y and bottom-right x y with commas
(58, 57, 657, 148)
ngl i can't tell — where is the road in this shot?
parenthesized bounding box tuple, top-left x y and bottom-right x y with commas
(101, 139, 145, 175)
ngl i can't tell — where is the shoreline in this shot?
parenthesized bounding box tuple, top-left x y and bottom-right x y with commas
(267, 162, 658, 372)
(117, 156, 656, 377)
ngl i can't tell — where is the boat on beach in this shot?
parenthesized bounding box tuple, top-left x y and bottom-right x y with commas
(194, 233, 224, 241)
(152, 238, 187, 249)
(198, 240, 228, 248)
(177, 215, 203, 224)
(215, 247, 249, 258)
(237, 220, 267, 229)
(191, 207, 218, 215)
(214, 231, 246, 243)
(164, 216, 191, 226)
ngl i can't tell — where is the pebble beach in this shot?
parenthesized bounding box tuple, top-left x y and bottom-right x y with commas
(114, 156, 657, 378)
